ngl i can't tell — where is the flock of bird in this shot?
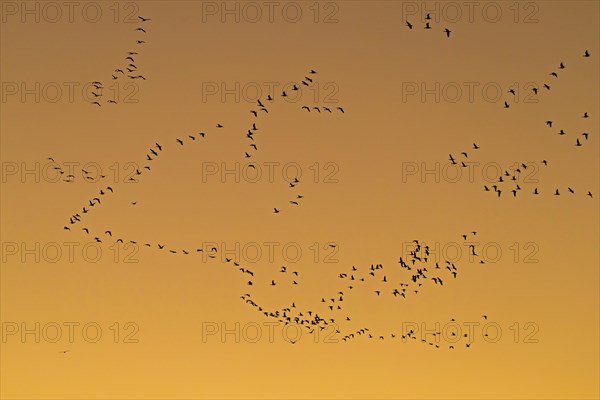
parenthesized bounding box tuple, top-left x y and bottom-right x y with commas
(341, 315, 491, 349)
(447, 50, 594, 199)
(231, 69, 346, 214)
(90, 16, 151, 107)
(49, 12, 596, 350)
(405, 14, 452, 38)
(502, 50, 591, 109)
(545, 112, 591, 148)
(61, 54, 490, 347)
(301, 105, 345, 114)
(60, 172, 488, 349)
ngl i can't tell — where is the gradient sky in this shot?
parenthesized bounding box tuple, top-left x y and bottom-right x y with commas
(1, 1, 599, 399)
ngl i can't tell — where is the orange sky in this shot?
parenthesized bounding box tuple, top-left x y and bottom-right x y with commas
(1, 1, 599, 399)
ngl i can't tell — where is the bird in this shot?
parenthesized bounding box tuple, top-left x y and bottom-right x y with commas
(444, 28, 451, 37)
(337, 107, 344, 113)
(273, 208, 280, 213)
(583, 50, 590, 57)
(583, 112, 589, 118)
(406, 21, 413, 29)
(424, 22, 431, 29)
(138, 16, 151, 21)
(504, 101, 510, 108)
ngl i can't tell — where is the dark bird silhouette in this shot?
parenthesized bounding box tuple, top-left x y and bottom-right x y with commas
(406, 21, 413, 29)
(444, 28, 451, 37)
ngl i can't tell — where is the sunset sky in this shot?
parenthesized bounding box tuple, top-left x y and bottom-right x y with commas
(1, 1, 599, 399)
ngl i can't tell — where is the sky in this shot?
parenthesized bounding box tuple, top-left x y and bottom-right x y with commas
(1, 1, 599, 399)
